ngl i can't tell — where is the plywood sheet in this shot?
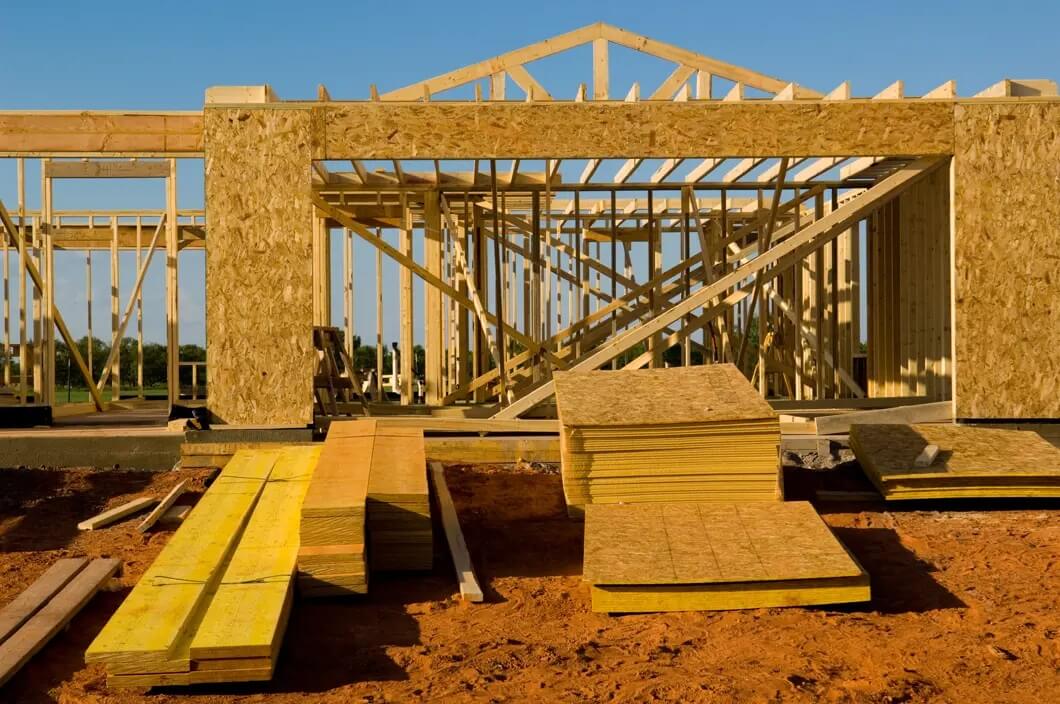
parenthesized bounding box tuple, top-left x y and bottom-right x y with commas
(204, 106, 315, 425)
(850, 423, 1060, 481)
(583, 501, 863, 586)
(321, 101, 954, 159)
(554, 364, 776, 427)
(953, 102, 1060, 418)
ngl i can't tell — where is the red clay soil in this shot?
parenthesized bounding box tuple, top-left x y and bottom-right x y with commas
(0, 462, 1058, 703)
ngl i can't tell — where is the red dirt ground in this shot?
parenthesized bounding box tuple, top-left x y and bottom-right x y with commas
(1, 462, 1058, 703)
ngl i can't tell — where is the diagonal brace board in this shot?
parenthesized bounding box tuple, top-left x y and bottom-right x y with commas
(0, 199, 105, 411)
(493, 156, 945, 418)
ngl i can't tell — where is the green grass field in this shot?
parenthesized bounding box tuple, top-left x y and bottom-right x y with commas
(53, 385, 170, 405)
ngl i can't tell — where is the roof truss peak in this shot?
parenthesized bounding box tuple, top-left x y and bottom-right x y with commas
(379, 22, 819, 102)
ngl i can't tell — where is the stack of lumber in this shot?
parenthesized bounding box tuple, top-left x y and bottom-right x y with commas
(553, 364, 780, 515)
(322, 420, 433, 574)
(366, 423, 432, 571)
(85, 446, 319, 687)
(850, 423, 1060, 500)
(298, 425, 371, 597)
(583, 501, 869, 613)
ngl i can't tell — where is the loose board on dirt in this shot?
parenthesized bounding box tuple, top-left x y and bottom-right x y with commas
(85, 446, 319, 687)
(554, 364, 781, 515)
(850, 423, 1060, 499)
(583, 501, 869, 613)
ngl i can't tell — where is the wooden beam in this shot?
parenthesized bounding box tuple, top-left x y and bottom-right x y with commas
(43, 160, 171, 179)
(0, 112, 203, 157)
(430, 462, 483, 602)
(592, 38, 609, 100)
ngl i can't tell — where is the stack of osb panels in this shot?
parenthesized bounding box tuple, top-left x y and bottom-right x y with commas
(554, 364, 780, 516)
(850, 423, 1060, 500)
(583, 501, 869, 613)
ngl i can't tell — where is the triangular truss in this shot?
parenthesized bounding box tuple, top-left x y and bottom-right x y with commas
(377, 22, 820, 102)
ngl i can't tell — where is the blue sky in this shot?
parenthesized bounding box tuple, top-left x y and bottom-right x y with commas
(1, 0, 1057, 347)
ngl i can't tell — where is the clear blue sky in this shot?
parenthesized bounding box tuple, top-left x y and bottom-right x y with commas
(1, 0, 1057, 347)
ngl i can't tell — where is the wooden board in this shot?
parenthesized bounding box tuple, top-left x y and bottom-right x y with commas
(0, 558, 121, 687)
(850, 423, 1060, 499)
(429, 463, 483, 602)
(953, 102, 1060, 419)
(85, 450, 279, 674)
(815, 401, 953, 435)
(77, 496, 156, 531)
(583, 501, 867, 613)
(190, 446, 319, 661)
(137, 480, 189, 533)
(204, 106, 316, 425)
(554, 364, 776, 427)
(0, 558, 88, 646)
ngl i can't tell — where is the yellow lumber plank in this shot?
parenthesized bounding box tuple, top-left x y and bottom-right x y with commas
(190, 446, 320, 661)
(85, 450, 280, 673)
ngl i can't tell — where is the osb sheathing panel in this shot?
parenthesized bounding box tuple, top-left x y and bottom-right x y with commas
(954, 102, 1060, 418)
(320, 101, 954, 159)
(205, 107, 315, 425)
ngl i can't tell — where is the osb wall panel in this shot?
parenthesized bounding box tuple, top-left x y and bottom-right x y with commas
(320, 101, 954, 159)
(205, 107, 315, 425)
(868, 167, 951, 401)
(954, 102, 1060, 418)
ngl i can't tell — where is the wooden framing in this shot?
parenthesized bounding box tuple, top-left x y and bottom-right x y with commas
(2, 23, 1058, 423)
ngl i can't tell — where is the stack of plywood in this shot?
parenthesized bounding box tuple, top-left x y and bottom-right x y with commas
(553, 364, 780, 515)
(583, 501, 870, 613)
(85, 446, 319, 687)
(850, 423, 1060, 500)
(362, 423, 432, 572)
(298, 426, 371, 598)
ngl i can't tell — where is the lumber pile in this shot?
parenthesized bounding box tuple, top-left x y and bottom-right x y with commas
(365, 424, 432, 572)
(317, 420, 432, 575)
(298, 426, 370, 598)
(850, 423, 1060, 500)
(553, 364, 781, 515)
(583, 501, 869, 613)
(85, 446, 319, 687)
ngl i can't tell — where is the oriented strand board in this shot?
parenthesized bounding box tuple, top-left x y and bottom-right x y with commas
(204, 106, 316, 425)
(583, 501, 868, 613)
(554, 364, 776, 427)
(953, 101, 1060, 418)
(850, 423, 1060, 499)
(320, 100, 954, 159)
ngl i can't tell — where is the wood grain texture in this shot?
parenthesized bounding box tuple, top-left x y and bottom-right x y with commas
(953, 102, 1060, 418)
(320, 101, 954, 159)
(0, 112, 203, 156)
(0, 558, 87, 646)
(204, 107, 316, 425)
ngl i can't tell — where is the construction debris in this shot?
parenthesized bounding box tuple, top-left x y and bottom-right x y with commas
(77, 497, 157, 531)
(430, 462, 483, 603)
